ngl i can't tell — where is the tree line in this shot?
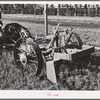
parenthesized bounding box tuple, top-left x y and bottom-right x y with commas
(0, 4, 100, 17)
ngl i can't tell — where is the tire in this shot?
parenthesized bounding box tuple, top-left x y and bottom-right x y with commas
(3, 23, 33, 44)
(65, 32, 83, 49)
(14, 38, 43, 76)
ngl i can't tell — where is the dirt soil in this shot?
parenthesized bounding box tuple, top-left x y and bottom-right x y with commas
(0, 14, 100, 90)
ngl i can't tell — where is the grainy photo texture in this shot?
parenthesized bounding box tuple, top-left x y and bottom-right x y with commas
(0, 4, 100, 90)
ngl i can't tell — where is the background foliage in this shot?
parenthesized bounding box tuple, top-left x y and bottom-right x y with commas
(1, 4, 100, 17)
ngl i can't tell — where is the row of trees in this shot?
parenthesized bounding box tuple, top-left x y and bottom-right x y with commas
(0, 4, 100, 17)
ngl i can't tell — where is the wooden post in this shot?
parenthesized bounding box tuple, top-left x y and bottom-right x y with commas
(79, 4, 82, 16)
(74, 4, 77, 16)
(57, 4, 60, 16)
(69, 4, 72, 16)
(96, 4, 98, 16)
(51, 4, 54, 15)
(44, 4, 48, 35)
(34, 4, 37, 15)
(87, 5, 91, 16)
(0, 8, 1, 20)
(65, 4, 69, 16)
(93, 4, 95, 17)
(21, 4, 24, 14)
(84, 4, 88, 16)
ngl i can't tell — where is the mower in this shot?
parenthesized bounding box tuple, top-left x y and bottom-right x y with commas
(0, 22, 95, 84)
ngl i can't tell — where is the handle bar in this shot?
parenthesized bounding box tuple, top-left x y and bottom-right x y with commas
(46, 22, 61, 49)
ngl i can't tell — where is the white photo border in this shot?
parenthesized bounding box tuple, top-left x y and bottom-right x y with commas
(0, 0, 100, 99)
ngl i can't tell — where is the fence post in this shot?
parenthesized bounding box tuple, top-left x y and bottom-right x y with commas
(87, 5, 91, 16)
(57, 4, 60, 16)
(69, 4, 72, 16)
(74, 4, 77, 16)
(51, 4, 54, 15)
(65, 4, 69, 16)
(21, 4, 24, 14)
(84, 4, 87, 16)
(0, 7, 1, 20)
(44, 4, 48, 35)
(98, 5, 100, 17)
(79, 4, 82, 16)
(96, 4, 98, 16)
(33, 4, 37, 15)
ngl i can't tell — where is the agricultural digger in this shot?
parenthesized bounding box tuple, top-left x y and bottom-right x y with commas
(0, 21, 94, 84)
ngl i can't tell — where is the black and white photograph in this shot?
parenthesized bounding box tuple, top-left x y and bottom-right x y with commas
(0, 1, 100, 93)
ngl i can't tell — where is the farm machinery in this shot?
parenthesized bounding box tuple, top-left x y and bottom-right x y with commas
(0, 22, 95, 84)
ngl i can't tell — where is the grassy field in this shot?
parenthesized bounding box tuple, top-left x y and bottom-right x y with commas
(0, 14, 100, 90)
(3, 14, 100, 46)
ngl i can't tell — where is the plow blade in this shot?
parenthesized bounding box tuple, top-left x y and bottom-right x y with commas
(54, 45, 95, 61)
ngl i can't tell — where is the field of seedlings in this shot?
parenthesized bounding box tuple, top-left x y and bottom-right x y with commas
(1, 14, 100, 90)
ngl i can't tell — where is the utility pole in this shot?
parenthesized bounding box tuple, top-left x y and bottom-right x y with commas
(0, 5, 2, 20)
(44, 4, 48, 35)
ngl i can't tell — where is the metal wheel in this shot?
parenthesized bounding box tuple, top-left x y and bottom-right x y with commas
(14, 37, 43, 76)
(65, 33, 83, 49)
